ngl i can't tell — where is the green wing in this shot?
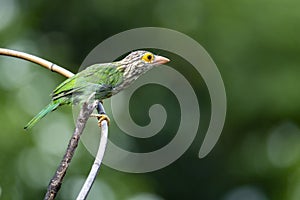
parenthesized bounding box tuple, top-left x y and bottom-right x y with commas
(52, 63, 124, 103)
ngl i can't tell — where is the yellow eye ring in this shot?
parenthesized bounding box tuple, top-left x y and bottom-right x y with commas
(142, 52, 154, 63)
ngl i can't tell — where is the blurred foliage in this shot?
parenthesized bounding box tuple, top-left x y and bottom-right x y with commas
(0, 0, 300, 199)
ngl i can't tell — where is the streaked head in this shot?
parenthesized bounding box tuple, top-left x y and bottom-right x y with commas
(119, 50, 170, 79)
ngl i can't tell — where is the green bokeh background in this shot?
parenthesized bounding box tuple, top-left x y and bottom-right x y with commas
(1, 0, 300, 199)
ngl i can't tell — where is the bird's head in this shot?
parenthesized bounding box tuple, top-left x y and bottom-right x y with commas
(119, 50, 170, 79)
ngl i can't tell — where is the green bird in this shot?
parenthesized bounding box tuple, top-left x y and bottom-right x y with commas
(24, 50, 170, 129)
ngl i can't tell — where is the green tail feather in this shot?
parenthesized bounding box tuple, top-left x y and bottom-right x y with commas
(24, 102, 60, 130)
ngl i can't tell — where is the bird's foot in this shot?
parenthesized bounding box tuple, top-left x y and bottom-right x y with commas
(90, 113, 110, 127)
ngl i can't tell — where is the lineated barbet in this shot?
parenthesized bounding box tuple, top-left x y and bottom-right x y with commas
(24, 51, 170, 129)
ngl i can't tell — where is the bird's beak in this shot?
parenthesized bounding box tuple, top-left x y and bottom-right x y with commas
(153, 55, 170, 65)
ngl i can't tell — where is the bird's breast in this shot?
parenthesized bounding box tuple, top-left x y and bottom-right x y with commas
(112, 76, 138, 94)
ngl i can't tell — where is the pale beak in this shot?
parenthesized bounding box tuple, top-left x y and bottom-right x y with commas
(153, 55, 170, 65)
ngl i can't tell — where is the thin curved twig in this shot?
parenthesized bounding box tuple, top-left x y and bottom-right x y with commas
(76, 102, 109, 200)
(0, 48, 74, 78)
(0, 48, 109, 200)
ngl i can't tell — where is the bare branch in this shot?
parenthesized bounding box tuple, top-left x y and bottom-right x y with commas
(44, 97, 99, 200)
(0, 48, 74, 78)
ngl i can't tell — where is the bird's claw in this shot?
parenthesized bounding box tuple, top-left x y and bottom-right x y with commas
(90, 113, 110, 127)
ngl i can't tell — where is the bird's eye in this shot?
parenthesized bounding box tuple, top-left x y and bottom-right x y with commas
(142, 52, 154, 63)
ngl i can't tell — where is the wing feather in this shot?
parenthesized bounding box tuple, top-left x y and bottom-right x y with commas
(51, 63, 123, 101)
